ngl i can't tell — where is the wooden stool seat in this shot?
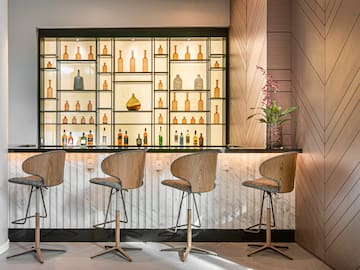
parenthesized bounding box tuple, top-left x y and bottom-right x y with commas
(90, 177, 122, 190)
(8, 175, 44, 187)
(242, 178, 280, 193)
(161, 179, 191, 193)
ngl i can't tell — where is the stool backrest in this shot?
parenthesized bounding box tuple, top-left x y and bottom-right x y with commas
(259, 152, 298, 193)
(101, 150, 146, 190)
(170, 151, 218, 193)
(22, 150, 66, 187)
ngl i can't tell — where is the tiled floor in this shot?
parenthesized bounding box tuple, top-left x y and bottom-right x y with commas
(0, 242, 332, 270)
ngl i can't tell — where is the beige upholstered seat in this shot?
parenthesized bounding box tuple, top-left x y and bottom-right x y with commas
(161, 151, 218, 262)
(242, 152, 298, 259)
(89, 150, 146, 262)
(7, 150, 66, 264)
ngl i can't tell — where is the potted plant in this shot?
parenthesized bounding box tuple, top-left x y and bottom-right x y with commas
(247, 66, 296, 148)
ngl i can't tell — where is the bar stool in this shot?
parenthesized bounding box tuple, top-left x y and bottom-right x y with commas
(242, 152, 298, 259)
(161, 151, 218, 262)
(7, 150, 66, 264)
(89, 150, 146, 262)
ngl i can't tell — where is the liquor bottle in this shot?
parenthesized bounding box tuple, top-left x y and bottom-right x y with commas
(158, 80, 163, 90)
(158, 113, 163, 124)
(158, 127, 163, 146)
(143, 128, 148, 146)
(193, 130, 198, 146)
(87, 100, 92, 111)
(117, 129, 122, 146)
(130, 50, 135, 72)
(214, 79, 220, 98)
(174, 130, 179, 144)
(126, 93, 141, 111)
(172, 45, 178, 60)
(179, 132, 184, 146)
(199, 133, 204, 147)
(81, 116, 86, 124)
(47, 61, 52, 68)
(89, 116, 94, 124)
(214, 61, 220, 68)
(185, 46, 190, 60)
(68, 132, 74, 147)
(63, 45, 69, 60)
(103, 113, 108, 124)
(191, 116, 196, 124)
(214, 105, 220, 124)
(194, 74, 203, 90)
(88, 45, 94, 60)
(173, 74, 182, 90)
(74, 69, 84, 90)
(142, 50, 148, 72)
(182, 117, 187, 124)
(184, 93, 190, 111)
(72, 116, 77, 124)
(136, 134, 142, 147)
(158, 97, 163, 108)
(75, 100, 80, 111)
(47, 80, 53, 98)
(87, 130, 94, 146)
(63, 116, 68, 124)
(124, 131, 129, 147)
(64, 100, 69, 111)
(198, 92, 204, 111)
(197, 45, 203, 60)
(158, 45, 163, 54)
(199, 116, 205, 124)
(102, 127, 107, 146)
(75, 46, 81, 60)
(103, 45, 108, 55)
(172, 92, 178, 111)
(80, 132, 87, 147)
(61, 129, 67, 147)
(102, 62, 108, 73)
(118, 50, 123, 72)
(185, 130, 190, 145)
(103, 80, 108, 90)
(173, 116, 178, 124)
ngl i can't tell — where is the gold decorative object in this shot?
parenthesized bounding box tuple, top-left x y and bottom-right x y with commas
(126, 93, 141, 111)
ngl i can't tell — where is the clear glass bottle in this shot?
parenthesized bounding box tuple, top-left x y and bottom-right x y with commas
(197, 45, 203, 60)
(88, 45, 94, 60)
(136, 134, 142, 147)
(117, 129, 122, 146)
(124, 130, 129, 146)
(214, 105, 220, 124)
(174, 130, 179, 144)
(68, 132, 74, 147)
(185, 130, 190, 145)
(102, 127, 107, 146)
(185, 46, 190, 60)
(63, 45, 69, 60)
(172, 45, 178, 60)
(130, 50, 135, 72)
(118, 50, 123, 72)
(184, 93, 190, 111)
(198, 92, 204, 111)
(75, 100, 80, 111)
(75, 46, 81, 60)
(143, 128, 148, 146)
(214, 79, 220, 98)
(142, 50, 148, 72)
(172, 92, 178, 111)
(173, 74, 182, 90)
(87, 100, 92, 111)
(194, 74, 203, 90)
(47, 80, 53, 98)
(158, 113, 163, 124)
(103, 113, 108, 124)
(179, 132, 184, 146)
(158, 97, 163, 108)
(103, 80, 108, 90)
(64, 100, 69, 111)
(158, 127, 163, 146)
(80, 132, 87, 147)
(193, 130, 198, 146)
(61, 129, 67, 147)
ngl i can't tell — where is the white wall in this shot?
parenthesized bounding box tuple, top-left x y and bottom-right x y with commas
(8, 0, 230, 146)
(0, 0, 9, 255)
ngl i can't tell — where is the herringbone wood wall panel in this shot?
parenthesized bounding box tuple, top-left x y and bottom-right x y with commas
(292, 0, 360, 269)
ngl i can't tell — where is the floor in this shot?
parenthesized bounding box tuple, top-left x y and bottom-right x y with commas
(0, 242, 332, 270)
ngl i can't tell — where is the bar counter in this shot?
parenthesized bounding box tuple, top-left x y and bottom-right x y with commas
(8, 146, 301, 232)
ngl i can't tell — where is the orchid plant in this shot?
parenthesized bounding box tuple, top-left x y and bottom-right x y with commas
(247, 65, 296, 125)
